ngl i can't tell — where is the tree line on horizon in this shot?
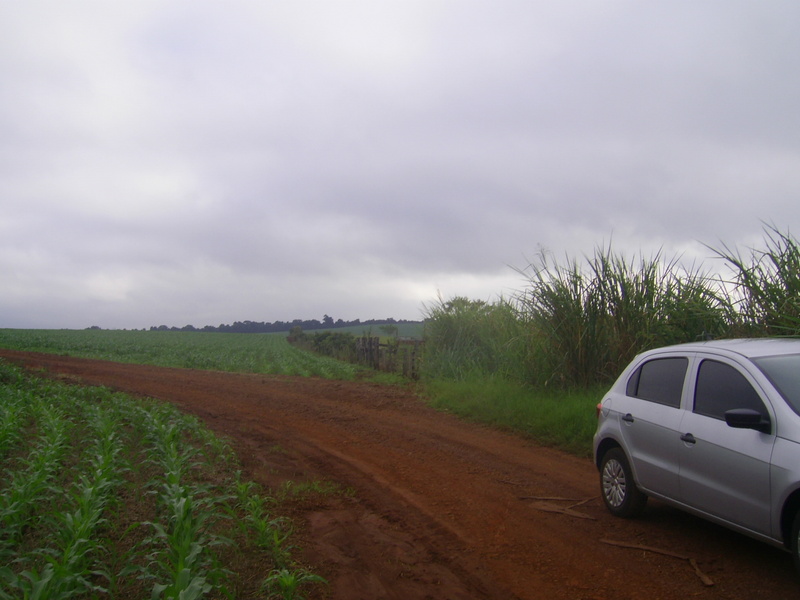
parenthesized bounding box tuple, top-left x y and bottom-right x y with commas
(146, 315, 422, 334)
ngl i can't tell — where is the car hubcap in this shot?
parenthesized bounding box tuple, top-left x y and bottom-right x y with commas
(602, 458, 626, 508)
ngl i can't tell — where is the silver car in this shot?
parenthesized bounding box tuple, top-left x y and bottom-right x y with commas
(593, 338, 800, 571)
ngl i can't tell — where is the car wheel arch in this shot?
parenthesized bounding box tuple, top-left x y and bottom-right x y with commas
(595, 437, 623, 470)
(781, 489, 800, 548)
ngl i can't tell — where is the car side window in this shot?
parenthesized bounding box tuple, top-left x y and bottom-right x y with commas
(693, 359, 767, 420)
(626, 357, 688, 408)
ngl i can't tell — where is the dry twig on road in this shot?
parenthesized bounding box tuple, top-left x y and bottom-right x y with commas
(600, 539, 714, 587)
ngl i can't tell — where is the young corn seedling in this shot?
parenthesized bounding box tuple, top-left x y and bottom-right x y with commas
(230, 473, 295, 569)
(0, 389, 30, 461)
(261, 568, 326, 600)
(245, 500, 294, 569)
(144, 488, 227, 600)
(138, 405, 231, 599)
(0, 564, 57, 600)
(0, 402, 70, 561)
(4, 495, 108, 600)
(0, 403, 128, 600)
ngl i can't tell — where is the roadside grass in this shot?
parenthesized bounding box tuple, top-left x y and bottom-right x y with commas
(0, 359, 327, 600)
(424, 376, 604, 456)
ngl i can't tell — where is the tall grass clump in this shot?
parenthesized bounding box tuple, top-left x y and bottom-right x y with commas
(418, 246, 731, 453)
(711, 223, 800, 336)
(422, 242, 732, 393)
(513, 251, 605, 388)
(421, 295, 527, 381)
(515, 246, 729, 387)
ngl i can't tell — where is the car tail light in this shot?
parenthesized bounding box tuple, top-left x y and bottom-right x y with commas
(596, 402, 603, 418)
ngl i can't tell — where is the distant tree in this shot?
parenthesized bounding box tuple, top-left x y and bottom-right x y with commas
(150, 316, 422, 334)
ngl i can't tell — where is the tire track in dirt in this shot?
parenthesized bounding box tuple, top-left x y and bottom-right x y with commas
(2, 350, 798, 600)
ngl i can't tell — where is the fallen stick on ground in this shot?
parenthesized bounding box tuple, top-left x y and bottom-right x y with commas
(566, 496, 597, 510)
(531, 501, 595, 520)
(519, 496, 577, 501)
(600, 539, 714, 587)
(689, 558, 714, 587)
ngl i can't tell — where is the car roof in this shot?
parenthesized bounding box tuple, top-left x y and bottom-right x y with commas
(648, 338, 800, 359)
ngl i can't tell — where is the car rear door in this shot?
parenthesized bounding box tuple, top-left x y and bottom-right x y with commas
(678, 357, 775, 536)
(615, 355, 689, 496)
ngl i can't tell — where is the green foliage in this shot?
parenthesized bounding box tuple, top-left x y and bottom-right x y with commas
(424, 227, 800, 392)
(0, 361, 326, 600)
(0, 330, 362, 380)
(379, 324, 398, 338)
(516, 245, 728, 387)
(421, 296, 527, 381)
(0, 398, 70, 562)
(710, 223, 800, 336)
(286, 326, 306, 343)
(261, 568, 326, 600)
(136, 405, 232, 600)
(296, 321, 425, 339)
(418, 223, 800, 454)
(309, 331, 357, 361)
(424, 377, 603, 456)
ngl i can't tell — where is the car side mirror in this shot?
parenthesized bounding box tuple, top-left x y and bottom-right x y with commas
(725, 408, 771, 434)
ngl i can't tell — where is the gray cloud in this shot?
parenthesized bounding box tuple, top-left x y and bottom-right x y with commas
(2, 1, 800, 329)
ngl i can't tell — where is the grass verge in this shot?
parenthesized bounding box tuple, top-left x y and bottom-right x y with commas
(423, 376, 605, 456)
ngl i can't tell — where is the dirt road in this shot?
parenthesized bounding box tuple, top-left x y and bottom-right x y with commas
(2, 350, 798, 600)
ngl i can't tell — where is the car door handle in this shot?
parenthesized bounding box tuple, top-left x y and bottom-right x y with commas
(680, 433, 696, 444)
(622, 413, 635, 423)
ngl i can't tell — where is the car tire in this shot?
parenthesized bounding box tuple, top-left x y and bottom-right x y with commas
(600, 447, 647, 518)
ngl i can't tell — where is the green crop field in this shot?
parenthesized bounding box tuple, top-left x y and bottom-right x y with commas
(0, 360, 326, 600)
(0, 329, 364, 380)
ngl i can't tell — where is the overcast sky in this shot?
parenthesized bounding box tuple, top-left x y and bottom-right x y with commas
(2, 1, 799, 329)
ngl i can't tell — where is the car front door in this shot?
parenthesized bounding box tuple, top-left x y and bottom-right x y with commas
(678, 358, 775, 536)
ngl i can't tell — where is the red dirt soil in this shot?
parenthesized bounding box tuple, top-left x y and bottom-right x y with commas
(2, 349, 798, 600)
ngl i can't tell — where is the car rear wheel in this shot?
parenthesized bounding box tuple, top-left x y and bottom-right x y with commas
(600, 447, 647, 518)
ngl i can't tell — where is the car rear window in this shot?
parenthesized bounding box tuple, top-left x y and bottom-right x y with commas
(753, 354, 800, 415)
(626, 357, 688, 408)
